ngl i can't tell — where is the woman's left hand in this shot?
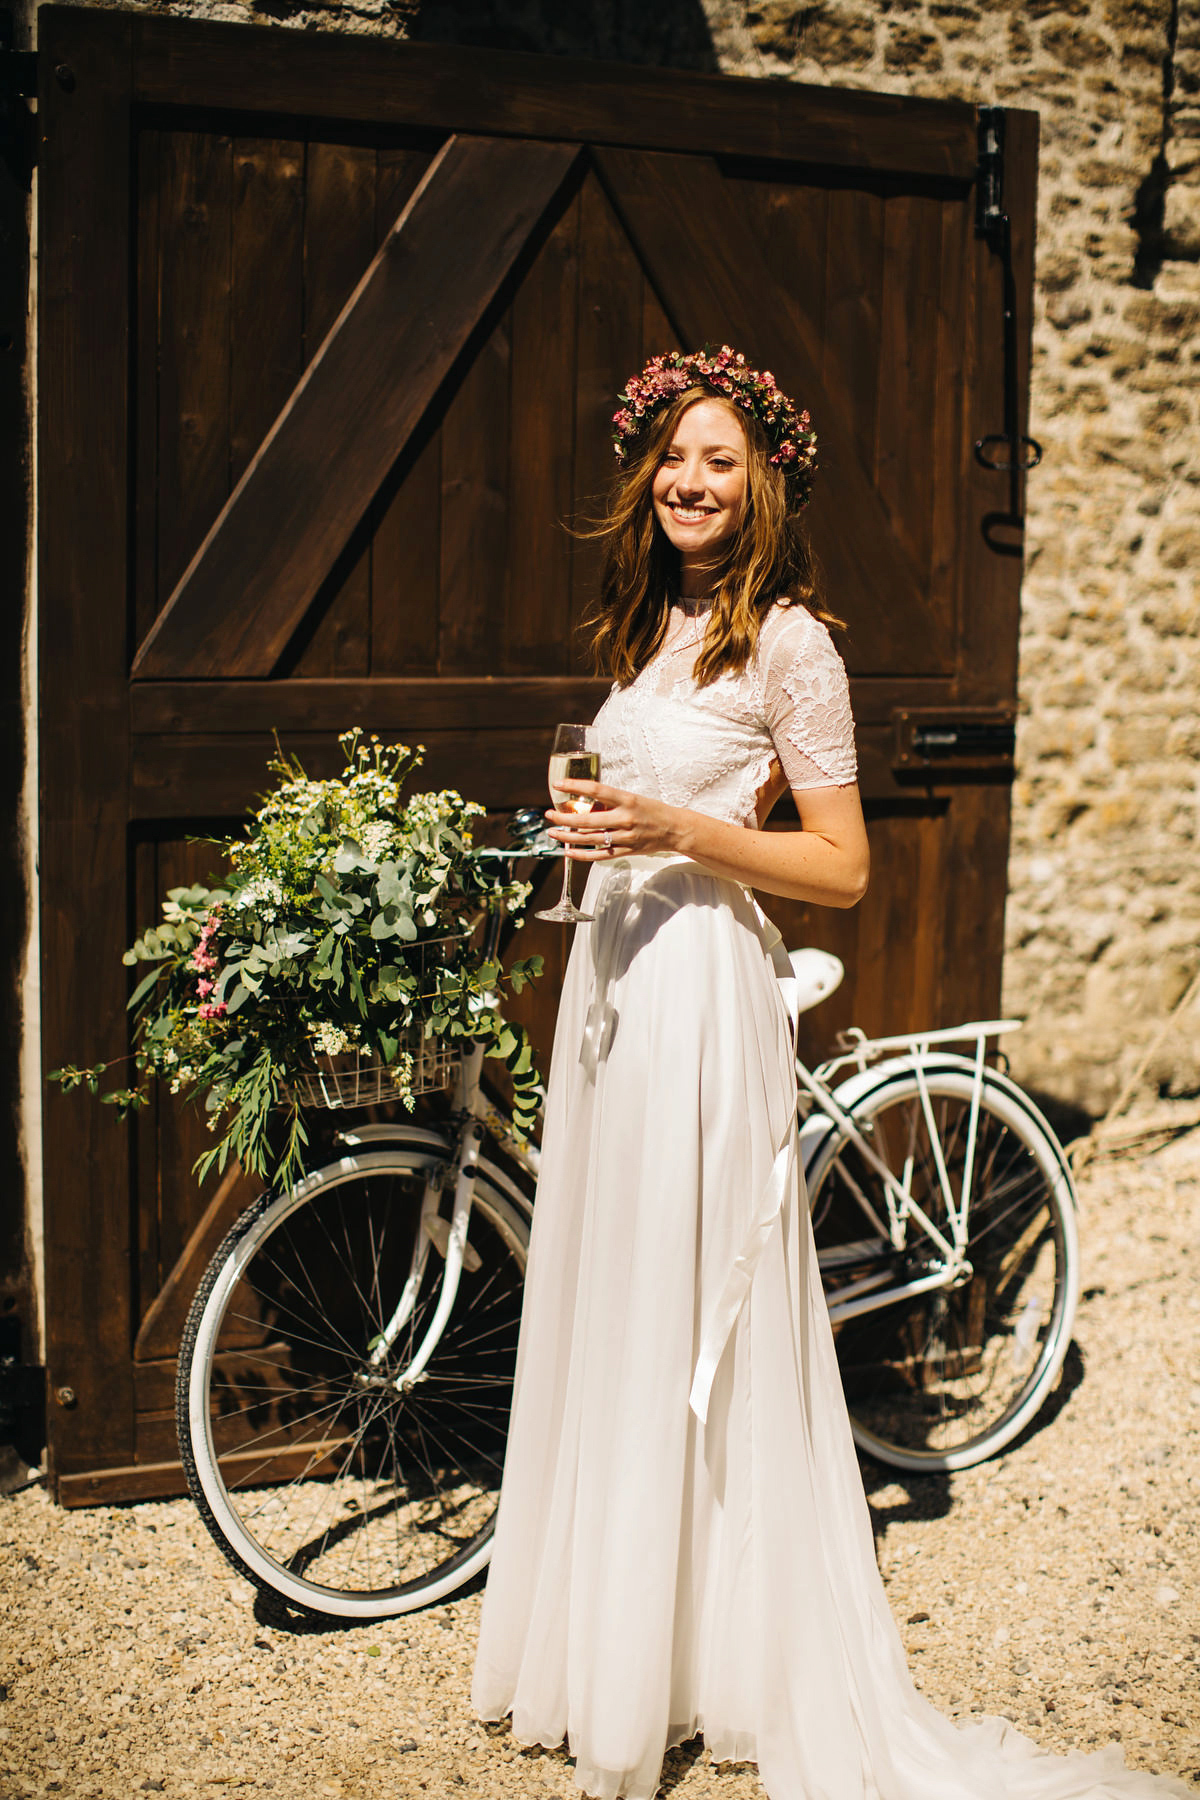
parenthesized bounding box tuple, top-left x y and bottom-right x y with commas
(546, 781, 684, 861)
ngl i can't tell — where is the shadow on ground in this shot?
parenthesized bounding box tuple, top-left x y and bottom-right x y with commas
(859, 1335, 1087, 1547)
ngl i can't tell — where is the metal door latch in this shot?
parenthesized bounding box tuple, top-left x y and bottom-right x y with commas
(893, 708, 1016, 774)
(975, 107, 1042, 550)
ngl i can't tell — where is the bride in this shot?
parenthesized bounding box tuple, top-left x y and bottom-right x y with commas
(471, 347, 1189, 1800)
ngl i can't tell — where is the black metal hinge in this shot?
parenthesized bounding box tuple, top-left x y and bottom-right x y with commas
(975, 104, 1007, 252)
(0, 9, 36, 95)
(0, 1355, 45, 1413)
(974, 106, 1042, 552)
(0, 10, 36, 187)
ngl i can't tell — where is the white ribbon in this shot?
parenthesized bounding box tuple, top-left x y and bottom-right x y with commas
(688, 1114, 797, 1424)
(579, 856, 708, 1078)
(688, 899, 802, 1426)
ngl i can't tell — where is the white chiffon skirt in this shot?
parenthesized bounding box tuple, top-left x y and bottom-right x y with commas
(471, 857, 1190, 1800)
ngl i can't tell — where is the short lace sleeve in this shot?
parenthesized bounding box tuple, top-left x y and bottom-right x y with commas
(759, 605, 857, 791)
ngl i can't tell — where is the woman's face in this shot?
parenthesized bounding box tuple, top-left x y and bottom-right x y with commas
(651, 399, 749, 573)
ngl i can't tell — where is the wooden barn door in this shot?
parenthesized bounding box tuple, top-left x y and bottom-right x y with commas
(37, 6, 1037, 1501)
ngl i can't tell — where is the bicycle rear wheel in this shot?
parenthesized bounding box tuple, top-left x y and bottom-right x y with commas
(806, 1067, 1079, 1471)
(177, 1145, 529, 1619)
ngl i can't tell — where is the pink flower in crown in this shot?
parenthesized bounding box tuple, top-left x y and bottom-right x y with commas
(197, 1001, 227, 1022)
(196, 978, 214, 997)
(611, 345, 817, 503)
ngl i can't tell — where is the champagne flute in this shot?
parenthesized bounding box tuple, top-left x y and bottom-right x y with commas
(535, 724, 601, 924)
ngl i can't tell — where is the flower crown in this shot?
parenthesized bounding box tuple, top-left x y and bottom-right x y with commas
(611, 345, 817, 505)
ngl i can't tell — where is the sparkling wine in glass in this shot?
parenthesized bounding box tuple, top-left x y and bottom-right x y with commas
(536, 725, 601, 924)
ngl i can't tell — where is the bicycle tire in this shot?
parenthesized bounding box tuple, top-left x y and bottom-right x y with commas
(805, 1066, 1080, 1472)
(176, 1143, 530, 1620)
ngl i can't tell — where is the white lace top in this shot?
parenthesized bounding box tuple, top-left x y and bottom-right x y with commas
(592, 600, 857, 830)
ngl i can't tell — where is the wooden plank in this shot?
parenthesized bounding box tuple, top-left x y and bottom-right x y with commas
(128, 675, 953, 738)
(130, 729, 581, 820)
(733, 171, 829, 354)
(0, 39, 30, 1361)
(936, 789, 1011, 1024)
(928, 188, 969, 680)
(156, 127, 233, 608)
(127, 718, 921, 822)
(912, 809, 950, 1028)
(370, 145, 443, 676)
(134, 1159, 254, 1362)
(38, 8, 137, 1478)
(60, 1417, 426, 1504)
(230, 135, 304, 487)
(571, 172, 646, 671)
(641, 276, 677, 363)
(438, 314, 512, 674)
(125, 12, 979, 178)
(371, 425, 444, 675)
(133, 125, 161, 647)
(133, 840, 161, 1346)
(506, 192, 579, 675)
(132, 134, 581, 680)
(134, 1360, 178, 1414)
(875, 190, 943, 593)
(593, 147, 935, 676)
(290, 140, 376, 678)
(59, 1458, 190, 1508)
(131, 676, 612, 735)
(854, 811, 924, 1036)
(823, 184, 884, 506)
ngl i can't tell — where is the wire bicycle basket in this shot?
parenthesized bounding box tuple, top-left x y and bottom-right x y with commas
(284, 930, 472, 1110)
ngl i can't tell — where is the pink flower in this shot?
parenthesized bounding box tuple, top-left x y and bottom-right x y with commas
(196, 978, 214, 997)
(197, 1001, 227, 1021)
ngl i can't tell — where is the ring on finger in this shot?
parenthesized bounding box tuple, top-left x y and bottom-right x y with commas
(603, 829, 613, 851)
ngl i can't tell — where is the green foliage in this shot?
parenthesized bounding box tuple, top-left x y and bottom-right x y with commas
(48, 730, 543, 1193)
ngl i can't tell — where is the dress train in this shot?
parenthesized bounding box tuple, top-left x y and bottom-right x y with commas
(472, 858, 1191, 1800)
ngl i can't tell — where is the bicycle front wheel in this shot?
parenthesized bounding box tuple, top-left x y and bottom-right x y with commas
(806, 1067, 1080, 1472)
(177, 1145, 529, 1620)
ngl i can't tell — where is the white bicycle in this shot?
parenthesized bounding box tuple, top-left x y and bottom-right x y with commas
(177, 836, 1079, 1622)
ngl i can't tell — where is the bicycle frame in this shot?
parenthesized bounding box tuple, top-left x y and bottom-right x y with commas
(796, 1020, 1026, 1324)
(349, 867, 545, 1395)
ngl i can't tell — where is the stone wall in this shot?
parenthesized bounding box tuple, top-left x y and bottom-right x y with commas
(13, 0, 1200, 1115)
(700, 0, 1200, 1114)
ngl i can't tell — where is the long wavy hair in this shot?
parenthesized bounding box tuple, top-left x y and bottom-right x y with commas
(588, 387, 841, 689)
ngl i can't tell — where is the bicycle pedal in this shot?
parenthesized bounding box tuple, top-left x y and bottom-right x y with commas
(423, 1213, 482, 1272)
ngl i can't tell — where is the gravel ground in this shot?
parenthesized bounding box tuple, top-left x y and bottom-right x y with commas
(3, 1121, 1198, 1800)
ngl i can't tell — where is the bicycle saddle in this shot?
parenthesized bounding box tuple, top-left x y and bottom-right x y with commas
(786, 948, 845, 1017)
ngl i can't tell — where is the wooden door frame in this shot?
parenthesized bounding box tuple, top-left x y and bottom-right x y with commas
(37, 3, 1036, 1495)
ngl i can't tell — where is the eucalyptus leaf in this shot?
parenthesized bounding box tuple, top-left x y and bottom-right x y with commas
(334, 837, 375, 875)
(127, 967, 162, 1010)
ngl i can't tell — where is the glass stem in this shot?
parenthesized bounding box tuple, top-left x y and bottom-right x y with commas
(557, 850, 575, 912)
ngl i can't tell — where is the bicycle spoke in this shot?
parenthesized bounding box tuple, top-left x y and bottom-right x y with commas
(811, 1073, 1075, 1467)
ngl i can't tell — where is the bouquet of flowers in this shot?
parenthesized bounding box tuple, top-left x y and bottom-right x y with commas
(51, 730, 542, 1191)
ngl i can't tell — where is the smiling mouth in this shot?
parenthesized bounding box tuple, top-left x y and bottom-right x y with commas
(668, 504, 716, 523)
